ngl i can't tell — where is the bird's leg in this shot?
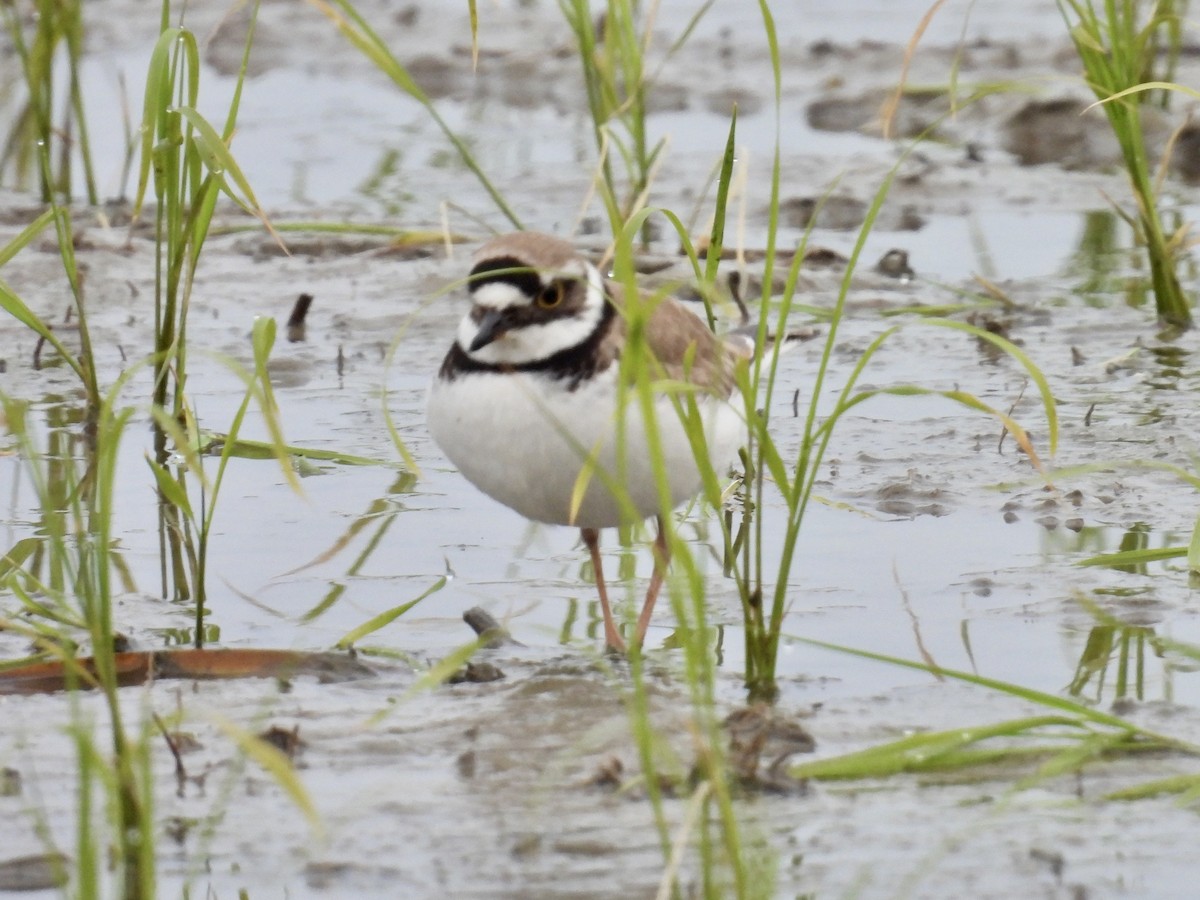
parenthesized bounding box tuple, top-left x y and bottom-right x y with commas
(635, 515, 671, 648)
(582, 527, 626, 652)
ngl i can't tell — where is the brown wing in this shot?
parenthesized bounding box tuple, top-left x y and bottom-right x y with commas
(606, 281, 746, 398)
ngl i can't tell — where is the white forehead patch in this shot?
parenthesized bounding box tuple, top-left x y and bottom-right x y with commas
(472, 281, 531, 311)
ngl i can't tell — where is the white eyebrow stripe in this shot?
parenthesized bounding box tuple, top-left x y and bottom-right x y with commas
(584, 262, 605, 309)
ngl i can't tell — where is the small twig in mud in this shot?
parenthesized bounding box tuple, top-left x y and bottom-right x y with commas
(893, 560, 942, 680)
(1084, 403, 1096, 427)
(336, 344, 345, 377)
(287, 292, 313, 343)
(463, 606, 524, 648)
(153, 712, 188, 798)
(997, 379, 1029, 454)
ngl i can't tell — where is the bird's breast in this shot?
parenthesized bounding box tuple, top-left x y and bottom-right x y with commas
(427, 366, 744, 529)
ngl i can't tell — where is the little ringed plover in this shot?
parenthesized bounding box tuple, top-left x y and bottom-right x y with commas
(428, 231, 749, 651)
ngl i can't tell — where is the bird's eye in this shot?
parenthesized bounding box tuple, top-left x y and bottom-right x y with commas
(536, 281, 566, 309)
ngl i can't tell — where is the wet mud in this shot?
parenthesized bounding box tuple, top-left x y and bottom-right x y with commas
(3, 0, 1200, 897)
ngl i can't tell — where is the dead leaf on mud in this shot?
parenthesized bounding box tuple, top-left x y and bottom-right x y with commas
(725, 704, 816, 793)
(0, 648, 375, 695)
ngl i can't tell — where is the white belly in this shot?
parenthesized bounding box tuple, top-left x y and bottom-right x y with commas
(427, 369, 745, 530)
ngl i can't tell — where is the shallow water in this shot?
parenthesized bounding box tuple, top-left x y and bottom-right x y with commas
(3, 0, 1200, 897)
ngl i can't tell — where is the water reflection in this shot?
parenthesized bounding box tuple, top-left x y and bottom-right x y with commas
(1146, 344, 1189, 391)
(1042, 521, 1192, 574)
(1066, 210, 1124, 300)
(1068, 623, 1157, 702)
(356, 147, 414, 217)
(1063, 209, 1160, 314)
(5, 399, 135, 606)
(1066, 614, 1200, 705)
(155, 624, 221, 647)
(296, 471, 418, 623)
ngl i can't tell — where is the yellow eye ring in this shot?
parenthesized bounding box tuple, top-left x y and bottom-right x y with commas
(537, 281, 566, 309)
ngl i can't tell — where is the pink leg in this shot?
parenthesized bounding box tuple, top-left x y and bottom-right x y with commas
(634, 516, 671, 648)
(582, 527, 626, 652)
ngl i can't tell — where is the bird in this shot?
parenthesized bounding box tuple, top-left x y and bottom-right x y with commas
(427, 231, 750, 652)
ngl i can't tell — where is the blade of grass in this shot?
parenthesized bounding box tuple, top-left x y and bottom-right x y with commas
(335, 575, 447, 648)
(308, 0, 521, 228)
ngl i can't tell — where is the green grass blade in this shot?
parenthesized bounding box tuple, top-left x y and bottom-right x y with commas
(790, 634, 1193, 742)
(248, 316, 303, 496)
(921, 317, 1059, 456)
(211, 715, 324, 836)
(145, 457, 194, 520)
(1078, 546, 1187, 568)
(335, 575, 447, 648)
(133, 26, 189, 215)
(309, 0, 521, 228)
(700, 107, 737, 324)
(0, 537, 41, 580)
(1188, 509, 1200, 574)
(467, 0, 478, 68)
(0, 207, 53, 266)
(791, 716, 1087, 779)
(220, 0, 260, 140)
(0, 279, 87, 383)
(174, 106, 249, 202)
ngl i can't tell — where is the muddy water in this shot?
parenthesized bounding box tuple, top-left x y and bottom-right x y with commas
(4, 0, 1200, 897)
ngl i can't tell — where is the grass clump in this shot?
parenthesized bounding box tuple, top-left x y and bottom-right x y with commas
(2, 390, 157, 899)
(0, 0, 97, 203)
(0, 3, 315, 894)
(131, 2, 300, 623)
(559, 0, 715, 239)
(1059, 0, 1192, 328)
